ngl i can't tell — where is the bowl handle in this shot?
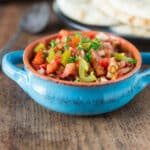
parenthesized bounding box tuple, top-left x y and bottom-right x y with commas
(136, 52, 150, 90)
(2, 50, 29, 92)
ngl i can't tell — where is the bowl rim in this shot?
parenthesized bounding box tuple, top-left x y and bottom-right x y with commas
(23, 30, 142, 87)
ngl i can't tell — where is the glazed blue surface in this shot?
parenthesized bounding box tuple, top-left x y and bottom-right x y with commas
(2, 50, 150, 115)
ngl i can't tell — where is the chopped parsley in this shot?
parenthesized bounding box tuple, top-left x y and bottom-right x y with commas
(64, 44, 69, 50)
(75, 32, 82, 38)
(77, 37, 91, 51)
(90, 38, 101, 50)
(68, 55, 78, 63)
(64, 36, 72, 43)
(42, 50, 48, 59)
(84, 51, 91, 62)
(77, 37, 101, 51)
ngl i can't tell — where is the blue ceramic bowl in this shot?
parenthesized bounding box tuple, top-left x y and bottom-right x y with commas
(2, 31, 150, 115)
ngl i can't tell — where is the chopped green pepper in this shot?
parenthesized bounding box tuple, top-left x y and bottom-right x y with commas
(75, 32, 82, 38)
(114, 53, 125, 61)
(81, 37, 91, 43)
(46, 49, 55, 63)
(50, 41, 57, 48)
(126, 57, 137, 64)
(57, 50, 63, 54)
(34, 43, 45, 53)
(74, 78, 80, 82)
(79, 58, 97, 82)
(82, 43, 91, 51)
(114, 52, 137, 64)
(61, 50, 71, 66)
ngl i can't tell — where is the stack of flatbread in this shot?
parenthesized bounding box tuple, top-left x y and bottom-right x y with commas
(56, 0, 150, 38)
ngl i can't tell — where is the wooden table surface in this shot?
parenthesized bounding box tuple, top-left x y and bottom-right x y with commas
(0, 2, 150, 150)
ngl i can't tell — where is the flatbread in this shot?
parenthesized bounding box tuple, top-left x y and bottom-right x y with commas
(56, 0, 119, 26)
(111, 25, 150, 38)
(94, 0, 150, 29)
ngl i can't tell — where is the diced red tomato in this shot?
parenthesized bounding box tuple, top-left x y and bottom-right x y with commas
(61, 63, 76, 78)
(68, 36, 80, 47)
(58, 30, 69, 40)
(75, 59, 80, 69)
(32, 64, 40, 70)
(99, 58, 109, 68)
(70, 47, 77, 56)
(91, 50, 106, 76)
(32, 51, 45, 65)
(72, 36, 80, 44)
(57, 43, 64, 50)
(46, 60, 58, 74)
(54, 53, 62, 65)
(55, 57, 61, 65)
(83, 31, 97, 39)
(126, 62, 134, 67)
(53, 47, 59, 51)
(40, 63, 47, 69)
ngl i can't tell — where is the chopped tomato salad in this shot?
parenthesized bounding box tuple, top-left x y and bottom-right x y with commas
(31, 30, 137, 83)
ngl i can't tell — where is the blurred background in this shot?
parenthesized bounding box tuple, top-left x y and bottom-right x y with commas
(0, 0, 149, 55)
(0, 0, 62, 52)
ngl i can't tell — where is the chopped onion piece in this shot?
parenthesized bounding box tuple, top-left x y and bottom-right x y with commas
(80, 50, 85, 57)
(37, 68, 45, 75)
(96, 33, 109, 40)
(56, 38, 60, 43)
(100, 77, 108, 82)
(98, 50, 105, 56)
(106, 72, 113, 79)
(118, 61, 126, 68)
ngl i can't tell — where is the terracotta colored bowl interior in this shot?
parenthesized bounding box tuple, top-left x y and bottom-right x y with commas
(23, 31, 142, 87)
